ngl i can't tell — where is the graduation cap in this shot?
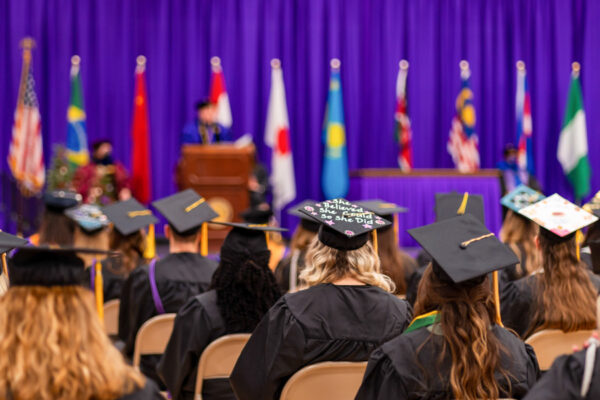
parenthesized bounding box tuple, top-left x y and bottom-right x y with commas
(0, 231, 28, 255)
(298, 198, 391, 251)
(408, 214, 518, 284)
(43, 190, 82, 212)
(287, 200, 321, 233)
(212, 222, 287, 258)
(153, 189, 218, 235)
(65, 204, 109, 234)
(240, 207, 273, 225)
(102, 198, 158, 236)
(583, 191, 600, 218)
(435, 192, 485, 223)
(356, 200, 407, 234)
(518, 193, 598, 239)
(500, 185, 545, 212)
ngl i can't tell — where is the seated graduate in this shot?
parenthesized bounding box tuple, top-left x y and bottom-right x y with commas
(157, 222, 284, 400)
(274, 200, 320, 292)
(406, 192, 484, 305)
(499, 185, 544, 280)
(229, 198, 413, 400)
(32, 190, 81, 246)
(356, 214, 540, 400)
(118, 190, 219, 384)
(181, 100, 232, 145)
(69, 204, 111, 266)
(0, 238, 162, 399)
(501, 194, 600, 339)
(523, 333, 600, 400)
(582, 192, 600, 274)
(240, 207, 286, 270)
(358, 200, 417, 296)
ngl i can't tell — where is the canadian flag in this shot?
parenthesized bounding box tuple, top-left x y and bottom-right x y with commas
(209, 57, 233, 128)
(265, 59, 296, 211)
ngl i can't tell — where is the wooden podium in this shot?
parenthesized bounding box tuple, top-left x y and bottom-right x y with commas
(177, 144, 255, 251)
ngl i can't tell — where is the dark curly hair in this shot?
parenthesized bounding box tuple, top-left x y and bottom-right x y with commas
(210, 250, 281, 333)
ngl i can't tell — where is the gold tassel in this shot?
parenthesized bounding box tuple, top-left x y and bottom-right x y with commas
(1, 253, 8, 281)
(493, 270, 503, 327)
(576, 230, 584, 262)
(457, 192, 469, 215)
(143, 224, 156, 260)
(265, 232, 270, 249)
(393, 214, 399, 246)
(372, 230, 378, 253)
(200, 223, 208, 256)
(95, 260, 104, 323)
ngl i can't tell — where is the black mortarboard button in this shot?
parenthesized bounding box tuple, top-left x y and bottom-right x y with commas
(407, 214, 518, 283)
(240, 207, 274, 225)
(43, 190, 82, 212)
(435, 192, 485, 223)
(65, 204, 109, 234)
(152, 189, 218, 235)
(0, 231, 28, 254)
(287, 200, 321, 233)
(298, 198, 391, 251)
(102, 198, 158, 236)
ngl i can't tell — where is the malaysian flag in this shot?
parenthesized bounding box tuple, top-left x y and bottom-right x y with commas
(447, 61, 479, 172)
(8, 40, 45, 194)
(516, 61, 534, 183)
(395, 60, 413, 171)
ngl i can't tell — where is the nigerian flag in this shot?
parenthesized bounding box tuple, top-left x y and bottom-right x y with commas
(557, 66, 591, 201)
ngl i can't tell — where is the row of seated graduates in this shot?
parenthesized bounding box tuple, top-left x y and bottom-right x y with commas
(23, 186, 600, 398)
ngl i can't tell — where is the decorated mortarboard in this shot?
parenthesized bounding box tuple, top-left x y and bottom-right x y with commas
(298, 198, 391, 251)
(43, 190, 82, 212)
(435, 192, 485, 223)
(408, 214, 518, 283)
(287, 200, 321, 233)
(211, 222, 287, 257)
(152, 189, 218, 235)
(240, 207, 273, 225)
(518, 193, 598, 238)
(65, 204, 109, 234)
(0, 231, 28, 254)
(500, 185, 545, 212)
(583, 191, 600, 218)
(102, 198, 158, 236)
(355, 200, 408, 217)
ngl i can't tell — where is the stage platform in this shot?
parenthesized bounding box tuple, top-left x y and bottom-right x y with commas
(348, 169, 503, 247)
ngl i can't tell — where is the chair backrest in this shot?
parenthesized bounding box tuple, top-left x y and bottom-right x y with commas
(103, 299, 120, 336)
(279, 361, 368, 400)
(596, 296, 600, 325)
(132, 313, 177, 369)
(194, 334, 251, 400)
(525, 329, 594, 370)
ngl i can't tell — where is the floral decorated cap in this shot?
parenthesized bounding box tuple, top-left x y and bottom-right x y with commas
(65, 204, 109, 234)
(298, 198, 391, 251)
(583, 191, 600, 218)
(518, 193, 598, 238)
(500, 184, 545, 212)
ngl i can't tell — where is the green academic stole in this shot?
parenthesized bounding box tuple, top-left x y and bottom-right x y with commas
(404, 310, 440, 334)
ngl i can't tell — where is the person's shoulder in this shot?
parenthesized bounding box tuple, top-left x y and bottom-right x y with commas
(193, 289, 218, 307)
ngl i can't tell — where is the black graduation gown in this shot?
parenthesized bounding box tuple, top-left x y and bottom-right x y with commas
(157, 290, 235, 400)
(83, 258, 139, 302)
(523, 347, 600, 400)
(118, 252, 217, 385)
(355, 325, 540, 400)
(501, 271, 600, 338)
(273, 250, 307, 292)
(229, 284, 412, 400)
(119, 379, 164, 399)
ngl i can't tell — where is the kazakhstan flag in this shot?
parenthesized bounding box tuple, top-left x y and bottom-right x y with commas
(66, 57, 89, 167)
(321, 59, 349, 199)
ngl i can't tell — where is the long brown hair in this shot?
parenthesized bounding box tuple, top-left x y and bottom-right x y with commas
(414, 265, 509, 400)
(376, 228, 407, 294)
(38, 211, 75, 246)
(289, 225, 317, 252)
(0, 286, 145, 400)
(527, 229, 597, 336)
(73, 227, 110, 266)
(500, 210, 540, 277)
(109, 228, 145, 274)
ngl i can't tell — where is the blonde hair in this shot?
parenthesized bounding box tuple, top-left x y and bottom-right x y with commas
(500, 210, 541, 277)
(289, 225, 318, 252)
(300, 237, 394, 292)
(0, 286, 145, 400)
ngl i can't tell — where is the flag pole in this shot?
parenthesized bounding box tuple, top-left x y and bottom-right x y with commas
(571, 61, 582, 204)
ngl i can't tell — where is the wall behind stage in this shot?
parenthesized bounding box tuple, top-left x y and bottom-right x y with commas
(1, 0, 599, 232)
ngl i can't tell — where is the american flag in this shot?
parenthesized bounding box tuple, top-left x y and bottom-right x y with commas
(516, 62, 533, 182)
(447, 65, 479, 172)
(395, 61, 413, 171)
(7, 48, 45, 194)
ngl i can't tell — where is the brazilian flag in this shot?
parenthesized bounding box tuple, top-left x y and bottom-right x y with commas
(321, 61, 349, 199)
(66, 61, 89, 167)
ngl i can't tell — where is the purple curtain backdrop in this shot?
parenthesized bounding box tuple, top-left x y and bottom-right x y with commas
(1, 0, 599, 234)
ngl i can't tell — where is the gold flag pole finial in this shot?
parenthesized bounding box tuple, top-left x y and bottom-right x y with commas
(71, 55, 81, 75)
(271, 58, 281, 69)
(136, 55, 146, 73)
(399, 59, 409, 70)
(572, 61, 581, 78)
(19, 37, 35, 63)
(516, 60, 526, 72)
(330, 58, 341, 70)
(211, 56, 222, 72)
(459, 60, 470, 79)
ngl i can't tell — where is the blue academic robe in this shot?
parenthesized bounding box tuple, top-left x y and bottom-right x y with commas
(181, 120, 232, 144)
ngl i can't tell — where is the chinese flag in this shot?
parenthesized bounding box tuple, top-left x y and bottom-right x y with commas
(130, 60, 152, 204)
